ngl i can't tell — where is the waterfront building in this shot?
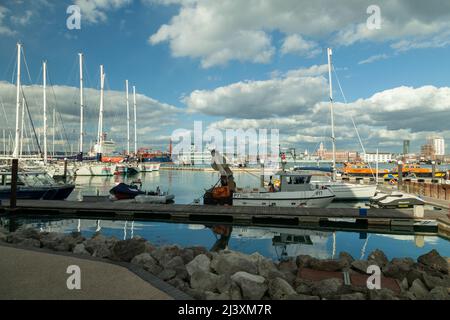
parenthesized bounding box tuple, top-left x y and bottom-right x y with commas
(363, 152, 393, 163)
(428, 136, 445, 157)
(403, 140, 410, 155)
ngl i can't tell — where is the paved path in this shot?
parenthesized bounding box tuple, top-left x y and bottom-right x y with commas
(0, 245, 173, 300)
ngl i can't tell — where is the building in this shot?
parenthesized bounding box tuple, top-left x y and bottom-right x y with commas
(403, 140, 410, 155)
(315, 143, 360, 162)
(420, 143, 435, 160)
(428, 136, 445, 157)
(363, 152, 393, 163)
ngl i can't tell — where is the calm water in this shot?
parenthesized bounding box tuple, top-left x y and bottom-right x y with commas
(0, 169, 448, 261)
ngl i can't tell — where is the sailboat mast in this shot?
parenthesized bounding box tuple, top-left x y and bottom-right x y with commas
(133, 85, 137, 155)
(13, 43, 21, 159)
(327, 48, 336, 180)
(126, 80, 130, 155)
(20, 97, 25, 158)
(97, 65, 104, 157)
(79, 53, 84, 159)
(43, 61, 47, 164)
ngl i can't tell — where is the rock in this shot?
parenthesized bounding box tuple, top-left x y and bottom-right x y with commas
(205, 291, 230, 300)
(311, 278, 343, 298)
(409, 279, 429, 300)
(296, 255, 314, 268)
(400, 278, 409, 292)
(110, 238, 147, 262)
(167, 278, 189, 292)
(428, 287, 450, 300)
(369, 288, 399, 300)
(164, 256, 185, 269)
(231, 271, 267, 300)
(257, 259, 279, 278)
(295, 283, 313, 295)
(144, 241, 156, 254)
(351, 260, 371, 274)
(340, 292, 366, 300)
(186, 254, 211, 276)
(339, 251, 355, 268)
(406, 268, 425, 286)
(180, 249, 195, 264)
(383, 258, 415, 279)
(151, 245, 182, 266)
(17, 238, 41, 248)
(310, 259, 346, 272)
(143, 262, 163, 275)
(229, 283, 243, 300)
(216, 274, 232, 294)
(131, 253, 157, 266)
(17, 227, 42, 240)
(188, 246, 208, 257)
(190, 270, 219, 292)
(85, 236, 110, 257)
(417, 250, 448, 274)
(211, 251, 257, 276)
(73, 243, 90, 255)
(39, 232, 66, 251)
(422, 273, 450, 290)
(268, 277, 296, 300)
(368, 249, 389, 268)
(157, 268, 177, 281)
(285, 294, 320, 300)
(278, 259, 297, 275)
(185, 288, 206, 300)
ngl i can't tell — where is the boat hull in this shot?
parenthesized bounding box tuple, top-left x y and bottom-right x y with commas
(313, 182, 377, 200)
(232, 190, 335, 208)
(75, 164, 114, 176)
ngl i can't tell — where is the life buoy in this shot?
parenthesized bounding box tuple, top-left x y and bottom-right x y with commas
(389, 179, 397, 185)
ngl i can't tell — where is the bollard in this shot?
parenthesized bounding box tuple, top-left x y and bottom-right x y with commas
(10, 158, 18, 209)
(413, 205, 424, 218)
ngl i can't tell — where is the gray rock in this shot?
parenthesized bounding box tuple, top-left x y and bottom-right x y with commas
(277, 259, 297, 275)
(131, 253, 157, 266)
(39, 232, 66, 250)
(85, 236, 110, 256)
(110, 238, 147, 262)
(167, 278, 189, 292)
(17, 227, 42, 240)
(406, 268, 425, 286)
(428, 287, 450, 300)
(164, 256, 185, 269)
(17, 238, 41, 248)
(340, 292, 366, 300)
(256, 258, 279, 278)
(180, 248, 195, 264)
(143, 262, 163, 275)
(295, 283, 313, 295)
(409, 279, 429, 300)
(211, 251, 257, 276)
(417, 249, 448, 274)
(296, 255, 314, 268)
(369, 288, 399, 300)
(285, 294, 320, 300)
(231, 271, 267, 300)
(151, 245, 182, 266)
(351, 260, 371, 274)
(157, 268, 177, 281)
(185, 288, 206, 300)
(268, 277, 296, 300)
(190, 270, 219, 292)
(368, 249, 389, 268)
(205, 291, 230, 300)
(339, 251, 355, 267)
(216, 274, 232, 294)
(422, 273, 450, 290)
(310, 259, 346, 272)
(383, 258, 415, 279)
(400, 278, 409, 292)
(186, 254, 211, 276)
(73, 243, 90, 255)
(311, 278, 343, 298)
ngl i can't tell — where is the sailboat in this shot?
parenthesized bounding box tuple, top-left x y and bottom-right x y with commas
(75, 61, 113, 176)
(310, 48, 377, 200)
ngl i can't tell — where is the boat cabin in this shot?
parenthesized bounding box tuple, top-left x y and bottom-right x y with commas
(275, 172, 315, 192)
(0, 171, 56, 187)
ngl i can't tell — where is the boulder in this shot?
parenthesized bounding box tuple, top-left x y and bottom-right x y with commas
(295, 255, 314, 268)
(406, 268, 425, 286)
(278, 259, 298, 275)
(190, 270, 219, 292)
(268, 277, 296, 300)
(340, 292, 366, 300)
(180, 248, 195, 264)
(205, 291, 230, 300)
(17, 238, 41, 248)
(417, 250, 448, 274)
(186, 254, 211, 276)
(39, 232, 66, 251)
(409, 279, 429, 300)
(110, 238, 147, 262)
(309, 259, 346, 272)
(368, 249, 389, 268)
(216, 274, 232, 294)
(16, 227, 42, 240)
(167, 278, 189, 292)
(73, 243, 90, 256)
(295, 282, 313, 295)
(131, 253, 157, 266)
(229, 282, 243, 300)
(151, 245, 182, 266)
(231, 271, 267, 300)
(383, 258, 415, 280)
(338, 252, 354, 268)
(188, 246, 208, 257)
(311, 278, 343, 298)
(157, 268, 177, 281)
(369, 288, 399, 300)
(285, 294, 320, 300)
(85, 236, 110, 257)
(164, 256, 185, 270)
(143, 262, 163, 275)
(351, 260, 371, 274)
(422, 273, 450, 290)
(211, 251, 257, 276)
(428, 287, 450, 300)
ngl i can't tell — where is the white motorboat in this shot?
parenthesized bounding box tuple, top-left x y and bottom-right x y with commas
(233, 172, 335, 208)
(369, 191, 425, 208)
(75, 163, 114, 176)
(311, 180, 377, 200)
(139, 163, 160, 172)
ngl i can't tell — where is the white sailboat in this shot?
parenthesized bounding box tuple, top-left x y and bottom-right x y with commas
(75, 62, 113, 176)
(311, 48, 376, 200)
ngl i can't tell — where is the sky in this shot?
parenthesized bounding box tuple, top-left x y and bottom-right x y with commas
(0, 0, 449, 155)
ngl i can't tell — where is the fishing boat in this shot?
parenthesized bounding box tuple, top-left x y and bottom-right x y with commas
(0, 171, 74, 200)
(203, 150, 335, 208)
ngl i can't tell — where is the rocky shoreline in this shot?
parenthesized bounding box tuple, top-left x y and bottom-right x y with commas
(1, 226, 449, 300)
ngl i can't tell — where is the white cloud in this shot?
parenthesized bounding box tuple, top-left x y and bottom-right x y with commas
(11, 10, 33, 26)
(0, 81, 182, 150)
(75, 0, 132, 24)
(280, 34, 321, 58)
(358, 53, 389, 65)
(0, 5, 16, 36)
(149, 0, 450, 67)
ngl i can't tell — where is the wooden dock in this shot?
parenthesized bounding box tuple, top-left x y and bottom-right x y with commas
(1, 200, 449, 237)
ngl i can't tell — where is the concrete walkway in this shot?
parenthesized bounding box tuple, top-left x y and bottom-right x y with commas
(0, 245, 173, 300)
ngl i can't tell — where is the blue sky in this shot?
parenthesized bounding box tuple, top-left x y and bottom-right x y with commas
(0, 0, 449, 155)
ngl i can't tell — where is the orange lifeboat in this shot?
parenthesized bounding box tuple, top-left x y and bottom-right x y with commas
(341, 162, 388, 177)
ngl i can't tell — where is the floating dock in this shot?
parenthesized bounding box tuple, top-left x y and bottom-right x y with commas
(1, 200, 449, 239)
